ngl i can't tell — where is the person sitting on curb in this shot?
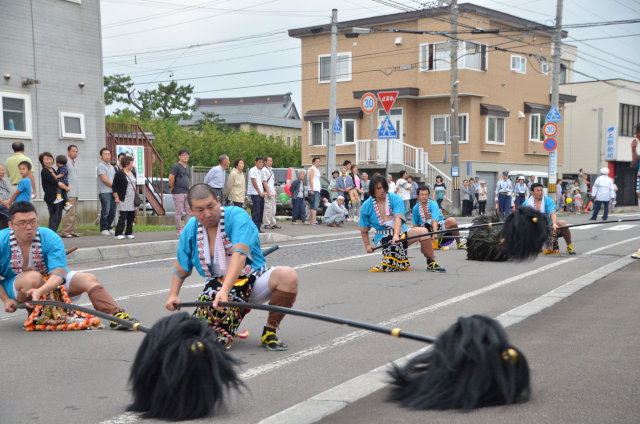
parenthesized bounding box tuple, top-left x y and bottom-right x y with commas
(322, 196, 347, 227)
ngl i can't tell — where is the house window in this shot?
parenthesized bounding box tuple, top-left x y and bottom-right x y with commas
(462, 41, 487, 71)
(0, 91, 32, 139)
(431, 114, 468, 144)
(620, 103, 640, 137)
(560, 63, 567, 84)
(420, 41, 452, 71)
(540, 58, 549, 75)
(59, 111, 85, 139)
(510, 55, 526, 74)
(318, 52, 352, 83)
(310, 121, 328, 145)
(342, 119, 356, 144)
(486, 116, 505, 145)
(529, 113, 543, 141)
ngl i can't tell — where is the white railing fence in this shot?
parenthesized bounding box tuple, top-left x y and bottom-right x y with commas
(356, 139, 452, 200)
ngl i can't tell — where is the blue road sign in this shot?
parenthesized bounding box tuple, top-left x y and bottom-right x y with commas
(378, 116, 397, 139)
(543, 137, 557, 152)
(333, 114, 341, 134)
(545, 105, 562, 123)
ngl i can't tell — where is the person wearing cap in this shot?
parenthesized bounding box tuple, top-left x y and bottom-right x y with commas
(495, 172, 513, 219)
(322, 195, 347, 227)
(589, 167, 616, 221)
(514, 176, 527, 209)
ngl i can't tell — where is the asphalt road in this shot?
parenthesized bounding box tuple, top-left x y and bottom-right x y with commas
(1, 213, 639, 424)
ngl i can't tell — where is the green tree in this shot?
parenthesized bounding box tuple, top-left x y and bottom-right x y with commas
(104, 74, 195, 121)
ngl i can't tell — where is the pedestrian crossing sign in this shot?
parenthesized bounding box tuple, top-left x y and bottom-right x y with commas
(545, 105, 562, 123)
(378, 116, 397, 139)
(333, 114, 341, 134)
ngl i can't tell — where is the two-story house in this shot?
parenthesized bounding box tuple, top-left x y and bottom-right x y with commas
(289, 3, 576, 209)
(180, 93, 302, 146)
(1, 0, 105, 220)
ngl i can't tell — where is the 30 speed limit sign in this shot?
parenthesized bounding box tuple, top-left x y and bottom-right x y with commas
(543, 122, 558, 138)
(360, 92, 377, 114)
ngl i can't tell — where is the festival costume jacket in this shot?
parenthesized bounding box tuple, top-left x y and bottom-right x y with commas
(359, 193, 407, 244)
(412, 199, 443, 226)
(176, 206, 266, 278)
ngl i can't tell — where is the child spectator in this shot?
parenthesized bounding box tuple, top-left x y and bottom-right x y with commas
(54, 155, 72, 211)
(574, 188, 583, 214)
(7, 161, 33, 206)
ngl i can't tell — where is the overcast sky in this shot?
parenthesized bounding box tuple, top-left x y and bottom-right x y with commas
(100, 0, 640, 113)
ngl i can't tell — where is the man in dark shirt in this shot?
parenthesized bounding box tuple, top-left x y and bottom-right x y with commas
(169, 149, 193, 235)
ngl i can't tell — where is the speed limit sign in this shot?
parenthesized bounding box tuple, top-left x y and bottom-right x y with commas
(543, 122, 558, 138)
(360, 92, 377, 114)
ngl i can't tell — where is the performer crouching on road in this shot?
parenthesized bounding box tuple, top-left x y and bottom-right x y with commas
(359, 175, 446, 272)
(525, 182, 576, 255)
(412, 186, 466, 250)
(165, 184, 298, 351)
(0, 201, 137, 328)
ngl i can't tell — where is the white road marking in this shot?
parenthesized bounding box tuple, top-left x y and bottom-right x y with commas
(603, 224, 636, 231)
(571, 224, 604, 230)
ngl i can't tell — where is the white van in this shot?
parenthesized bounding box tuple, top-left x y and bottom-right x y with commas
(508, 171, 549, 196)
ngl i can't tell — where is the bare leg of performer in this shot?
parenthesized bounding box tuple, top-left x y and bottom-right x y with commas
(262, 266, 298, 350)
(407, 227, 445, 272)
(444, 217, 466, 248)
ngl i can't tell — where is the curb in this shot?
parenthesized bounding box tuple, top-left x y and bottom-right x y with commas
(66, 232, 294, 266)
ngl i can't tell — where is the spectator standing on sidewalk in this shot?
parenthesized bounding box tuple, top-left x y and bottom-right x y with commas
(247, 156, 265, 231)
(350, 164, 363, 221)
(308, 157, 322, 225)
(329, 170, 339, 201)
(478, 180, 488, 215)
(514, 176, 527, 209)
(578, 168, 590, 208)
(0, 165, 11, 225)
(169, 149, 193, 235)
(40, 152, 68, 232)
(395, 170, 411, 220)
(361, 172, 370, 201)
(387, 174, 396, 195)
(555, 178, 563, 213)
(495, 171, 513, 219)
(61, 145, 80, 238)
(290, 170, 307, 224)
(589, 167, 615, 221)
(204, 154, 229, 204)
(112, 156, 137, 240)
(262, 156, 279, 230)
(226, 158, 246, 207)
(336, 167, 354, 216)
(5, 141, 35, 197)
(408, 176, 418, 210)
(97, 148, 116, 236)
(6, 161, 32, 207)
(433, 175, 446, 209)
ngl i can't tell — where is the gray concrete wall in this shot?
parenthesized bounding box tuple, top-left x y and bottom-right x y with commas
(0, 0, 105, 201)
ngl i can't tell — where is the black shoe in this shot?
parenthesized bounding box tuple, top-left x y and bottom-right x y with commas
(261, 327, 288, 351)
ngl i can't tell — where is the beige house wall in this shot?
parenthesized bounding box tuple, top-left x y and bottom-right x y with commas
(238, 123, 301, 146)
(298, 11, 568, 178)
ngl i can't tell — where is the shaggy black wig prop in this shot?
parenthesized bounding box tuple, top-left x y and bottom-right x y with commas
(466, 213, 508, 261)
(501, 207, 550, 261)
(388, 315, 530, 411)
(128, 312, 242, 421)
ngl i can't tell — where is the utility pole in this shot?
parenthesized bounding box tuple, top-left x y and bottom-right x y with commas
(327, 9, 338, 177)
(596, 107, 603, 171)
(449, 0, 461, 214)
(548, 0, 563, 194)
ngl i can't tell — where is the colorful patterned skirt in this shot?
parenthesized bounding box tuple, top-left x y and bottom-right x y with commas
(370, 233, 411, 272)
(23, 285, 101, 331)
(193, 275, 256, 349)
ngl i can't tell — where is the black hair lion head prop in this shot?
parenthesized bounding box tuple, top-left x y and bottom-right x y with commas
(502, 207, 550, 261)
(466, 213, 508, 261)
(128, 312, 243, 421)
(388, 314, 530, 411)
